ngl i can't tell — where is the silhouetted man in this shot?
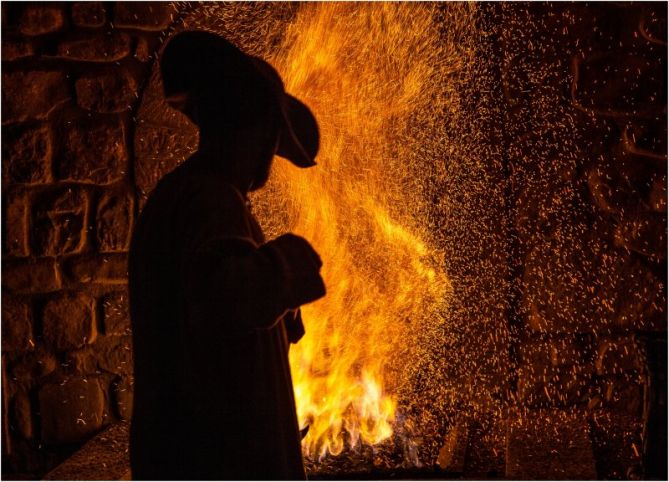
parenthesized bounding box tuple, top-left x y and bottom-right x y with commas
(128, 31, 326, 480)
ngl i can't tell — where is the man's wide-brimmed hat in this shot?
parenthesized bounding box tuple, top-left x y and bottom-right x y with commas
(160, 30, 318, 168)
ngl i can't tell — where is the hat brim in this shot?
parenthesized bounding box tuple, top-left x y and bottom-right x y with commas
(277, 95, 319, 168)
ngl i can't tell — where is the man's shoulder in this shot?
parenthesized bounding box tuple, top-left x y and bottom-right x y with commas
(150, 159, 241, 205)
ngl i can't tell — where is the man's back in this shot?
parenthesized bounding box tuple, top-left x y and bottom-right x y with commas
(128, 158, 306, 480)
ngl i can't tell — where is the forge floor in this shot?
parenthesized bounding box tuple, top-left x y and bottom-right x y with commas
(40, 423, 489, 481)
(42, 410, 605, 480)
(39, 427, 456, 480)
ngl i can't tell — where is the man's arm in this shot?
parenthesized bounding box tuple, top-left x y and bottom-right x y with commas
(178, 180, 324, 339)
(284, 309, 306, 344)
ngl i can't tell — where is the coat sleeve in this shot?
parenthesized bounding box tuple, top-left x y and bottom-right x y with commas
(177, 180, 290, 339)
(284, 309, 306, 344)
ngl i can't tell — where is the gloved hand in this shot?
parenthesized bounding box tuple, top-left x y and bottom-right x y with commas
(263, 233, 326, 309)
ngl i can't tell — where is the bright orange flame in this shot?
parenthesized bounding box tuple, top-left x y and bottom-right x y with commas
(252, 3, 456, 458)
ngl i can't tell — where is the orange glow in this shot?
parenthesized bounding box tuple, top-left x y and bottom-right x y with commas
(252, 3, 461, 458)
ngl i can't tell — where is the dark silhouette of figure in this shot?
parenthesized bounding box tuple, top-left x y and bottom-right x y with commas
(128, 31, 326, 480)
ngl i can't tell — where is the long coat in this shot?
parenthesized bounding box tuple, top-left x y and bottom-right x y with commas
(128, 155, 306, 480)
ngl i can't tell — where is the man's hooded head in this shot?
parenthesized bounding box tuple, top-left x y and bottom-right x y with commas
(160, 30, 319, 172)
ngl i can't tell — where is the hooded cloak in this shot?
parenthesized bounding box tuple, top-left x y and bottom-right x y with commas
(129, 156, 307, 480)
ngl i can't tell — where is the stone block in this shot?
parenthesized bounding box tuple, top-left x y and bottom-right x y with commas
(65, 253, 128, 285)
(2, 258, 61, 293)
(134, 36, 151, 62)
(96, 189, 134, 252)
(596, 254, 665, 331)
(1, 39, 34, 61)
(639, 4, 667, 45)
(572, 53, 665, 115)
(584, 6, 649, 51)
(32, 187, 88, 256)
(506, 409, 597, 479)
(622, 121, 667, 160)
(134, 123, 197, 197)
(463, 416, 507, 476)
(522, 238, 597, 334)
(102, 291, 130, 336)
(112, 378, 133, 421)
(19, 5, 65, 36)
(1, 295, 32, 356)
(10, 347, 58, 382)
(590, 410, 643, 479)
(66, 335, 132, 376)
(437, 420, 468, 473)
(2, 354, 12, 457)
(64, 348, 97, 375)
(587, 147, 659, 216)
(38, 377, 105, 445)
(71, 2, 106, 29)
(1, 71, 70, 124)
(1, 2, 8, 29)
(57, 118, 127, 184)
(614, 212, 666, 260)
(518, 336, 589, 370)
(599, 376, 645, 416)
(2, 124, 52, 185)
(648, 175, 667, 213)
(42, 292, 97, 352)
(595, 337, 644, 376)
(586, 166, 632, 216)
(3, 189, 30, 257)
(516, 362, 593, 408)
(93, 335, 132, 375)
(57, 31, 131, 62)
(502, 53, 570, 108)
(500, 54, 530, 108)
(11, 391, 33, 440)
(75, 70, 137, 113)
(114, 2, 175, 31)
(526, 226, 666, 334)
(513, 3, 603, 49)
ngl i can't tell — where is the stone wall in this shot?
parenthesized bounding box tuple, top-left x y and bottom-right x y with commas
(494, 2, 667, 479)
(1, 2, 180, 477)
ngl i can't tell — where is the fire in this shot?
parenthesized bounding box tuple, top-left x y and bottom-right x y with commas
(251, 3, 457, 459)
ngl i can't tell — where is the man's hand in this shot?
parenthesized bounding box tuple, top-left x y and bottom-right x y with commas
(263, 233, 326, 309)
(285, 309, 306, 344)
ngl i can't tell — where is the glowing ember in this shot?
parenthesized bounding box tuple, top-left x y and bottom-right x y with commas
(252, 3, 457, 458)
